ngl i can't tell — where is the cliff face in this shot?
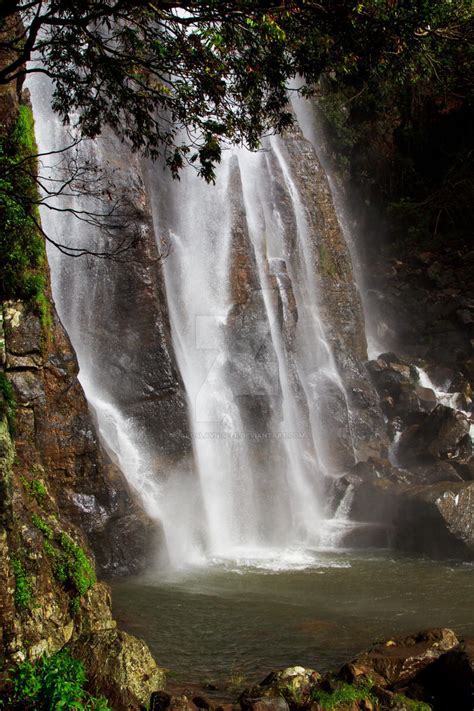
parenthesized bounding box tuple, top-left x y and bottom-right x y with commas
(0, 298, 166, 707)
(0, 36, 164, 707)
(1, 299, 158, 576)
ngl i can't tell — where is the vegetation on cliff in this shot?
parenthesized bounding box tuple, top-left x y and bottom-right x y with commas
(0, 102, 51, 329)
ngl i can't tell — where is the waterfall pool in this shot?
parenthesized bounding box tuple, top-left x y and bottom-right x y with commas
(110, 550, 474, 692)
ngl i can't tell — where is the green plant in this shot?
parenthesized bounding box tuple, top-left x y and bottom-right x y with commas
(58, 533, 96, 594)
(0, 104, 51, 337)
(10, 556, 32, 610)
(42, 531, 96, 613)
(5, 649, 111, 710)
(0, 371, 16, 434)
(31, 514, 54, 540)
(311, 681, 376, 710)
(22, 476, 48, 502)
(391, 694, 431, 711)
(226, 665, 246, 693)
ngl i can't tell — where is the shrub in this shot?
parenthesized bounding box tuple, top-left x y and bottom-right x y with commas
(4, 649, 111, 710)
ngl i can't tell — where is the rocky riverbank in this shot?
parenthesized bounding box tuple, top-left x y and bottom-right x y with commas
(148, 627, 473, 711)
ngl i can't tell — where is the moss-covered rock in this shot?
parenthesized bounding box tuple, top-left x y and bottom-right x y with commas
(70, 629, 166, 709)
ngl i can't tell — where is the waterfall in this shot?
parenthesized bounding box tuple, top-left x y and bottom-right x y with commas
(28, 75, 384, 569)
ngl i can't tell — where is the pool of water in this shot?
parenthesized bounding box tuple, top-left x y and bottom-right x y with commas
(110, 549, 474, 690)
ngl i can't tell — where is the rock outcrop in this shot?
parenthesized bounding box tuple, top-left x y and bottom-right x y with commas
(231, 628, 473, 711)
(326, 348, 473, 559)
(268, 125, 388, 467)
(0, 299, 167, 706)
(2, 299, 158, 575)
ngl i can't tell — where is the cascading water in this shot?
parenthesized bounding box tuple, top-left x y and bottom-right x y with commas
(28, 74, 384, 568)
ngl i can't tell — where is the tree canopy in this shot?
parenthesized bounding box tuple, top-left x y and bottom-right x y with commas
(1, 1, 472, 181)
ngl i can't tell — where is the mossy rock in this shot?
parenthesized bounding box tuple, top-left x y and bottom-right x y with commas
(69, 629, 166, 708)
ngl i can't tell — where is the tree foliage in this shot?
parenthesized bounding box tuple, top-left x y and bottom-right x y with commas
(315, 2, 473, 247)
(1, 1, 472, 182)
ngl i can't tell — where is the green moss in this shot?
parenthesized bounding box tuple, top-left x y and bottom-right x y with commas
(5, 649, 111, 710)
(10, 556, 33, 610)
(392, 694, 432, 710)
(31, 514, 53, 540)
(22, 476, 48, 503)
(34, 289, 53, 333)
(319, 243, 338, 278)
(0, 103, 51, 337)
(0, 371, 16, 434)
(42, 530, 96, 614)
(311, 681, 375, 710)
(12, 105, 37, 154)
(58, 533, 96, 595)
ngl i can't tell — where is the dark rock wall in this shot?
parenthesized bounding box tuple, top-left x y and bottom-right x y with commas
(51, 133, 191, 470)
(1, 299, 157, 576)
(0, 300, 166, 706)
(273, 125, 388, 465)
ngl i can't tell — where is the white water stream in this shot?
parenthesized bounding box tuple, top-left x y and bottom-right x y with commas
(28, 76, 368, 568)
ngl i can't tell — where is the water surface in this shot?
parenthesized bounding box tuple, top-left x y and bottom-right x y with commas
(111, 549, 474, 689)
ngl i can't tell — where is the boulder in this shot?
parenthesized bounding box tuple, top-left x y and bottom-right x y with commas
(339, 629, 459, 689)
(413, 638, 474, 711)
(367, 354, 437, 427)
(396, 405, 471, 466)
(192, 695, 214, 710)
(366, 356, 411, 400)
(150, 690, 173, 711)
(241, 666, 321, 710)
(241, 698, 289, 711)
(394, 481, 474, 558)
(338, 459, 406, 525)
(69, 629, 166, 709)
(168, 695, 200, 711)
(425, 365, 456, 391)
(407, 461, 463, 484)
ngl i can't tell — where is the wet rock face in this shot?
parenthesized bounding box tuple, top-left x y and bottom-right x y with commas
(47, 130, 192, 493)
(342, 628, 460, 689)
(2, 299, 157, 576)
(396, 405, 471, 466)
(394, 481, 474, 559)
(272, 125, 388, 464)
